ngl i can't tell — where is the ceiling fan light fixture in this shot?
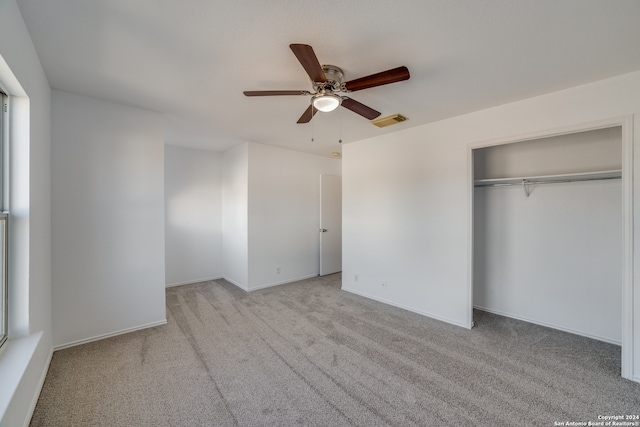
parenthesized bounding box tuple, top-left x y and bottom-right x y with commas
(244, 44, 410, 124)
(312, 94, 341, 112)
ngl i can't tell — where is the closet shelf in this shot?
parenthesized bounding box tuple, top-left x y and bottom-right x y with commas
(474, 169, 622, 187)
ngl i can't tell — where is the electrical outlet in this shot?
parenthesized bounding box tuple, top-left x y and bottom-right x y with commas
(354, 273, 359, 282)
(276, 266, 281, 274)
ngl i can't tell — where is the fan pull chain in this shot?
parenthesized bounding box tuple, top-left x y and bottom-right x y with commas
(311, 106, 315, 142)
(339, 104, 342, 144)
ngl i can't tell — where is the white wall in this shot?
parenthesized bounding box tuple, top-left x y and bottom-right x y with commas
(222, 142, 341, 291)
(0, 1, 53, 425)
(222, 143, 249, 288)
(247, 142, 341, 290)
(51, 90, 166, 349)
(342, 70, 640, 381)
(343, 130, 470, 326)
(165, 145, 222, 286)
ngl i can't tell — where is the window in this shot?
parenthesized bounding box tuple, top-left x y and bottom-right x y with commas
(0, 90, 7, 348)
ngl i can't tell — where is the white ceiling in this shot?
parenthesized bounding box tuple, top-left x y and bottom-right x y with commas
(16, 0, 640, 157)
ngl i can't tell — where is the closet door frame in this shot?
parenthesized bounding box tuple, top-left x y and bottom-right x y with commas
(467, 115, 634, 381)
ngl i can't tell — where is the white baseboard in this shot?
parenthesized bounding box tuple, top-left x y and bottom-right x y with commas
(248, 274, 318, 292)
(22, 347, 53, 427)
(473, 305, 621, 346)
(223, 274, 319, 292)
(53, 319, 167, 351)
(165, 277, 222, 288)
(341, 287, 470, 329)
(222, 276, 249, 291)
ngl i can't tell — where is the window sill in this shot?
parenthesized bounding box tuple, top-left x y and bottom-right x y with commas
(0, 331, 43, 421)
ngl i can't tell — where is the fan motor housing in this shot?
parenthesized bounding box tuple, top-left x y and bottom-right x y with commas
(316, 65, 343, 91)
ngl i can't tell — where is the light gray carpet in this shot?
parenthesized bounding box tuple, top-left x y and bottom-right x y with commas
(31, 274, 640, 426)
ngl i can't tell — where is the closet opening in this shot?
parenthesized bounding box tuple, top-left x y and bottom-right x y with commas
(469, 119, 632, 379)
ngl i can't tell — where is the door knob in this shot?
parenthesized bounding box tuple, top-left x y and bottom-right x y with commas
(320, 229, 328, 232)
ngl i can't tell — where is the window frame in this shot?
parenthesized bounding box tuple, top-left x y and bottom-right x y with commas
(0, 90, 7, 349)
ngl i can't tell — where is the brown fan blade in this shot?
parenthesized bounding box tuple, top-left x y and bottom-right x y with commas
(343, 66, 410, 92)
(297, 104, 317, 124)
(290, 44, 326, 83)
(244, 90, 310, 96)
(341, 97, 381, 120)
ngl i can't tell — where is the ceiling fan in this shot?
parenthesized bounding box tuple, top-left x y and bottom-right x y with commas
(243, 44, 410, 124)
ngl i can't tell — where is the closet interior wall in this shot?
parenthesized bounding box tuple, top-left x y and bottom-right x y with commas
(473, 127, 623, 344)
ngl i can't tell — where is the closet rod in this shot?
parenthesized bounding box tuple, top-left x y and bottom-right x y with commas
(474, 169, 622, 188)
(475, 175, 621, 188)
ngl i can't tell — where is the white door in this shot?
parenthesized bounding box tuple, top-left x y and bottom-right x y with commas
(320, 175, 342, 276)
